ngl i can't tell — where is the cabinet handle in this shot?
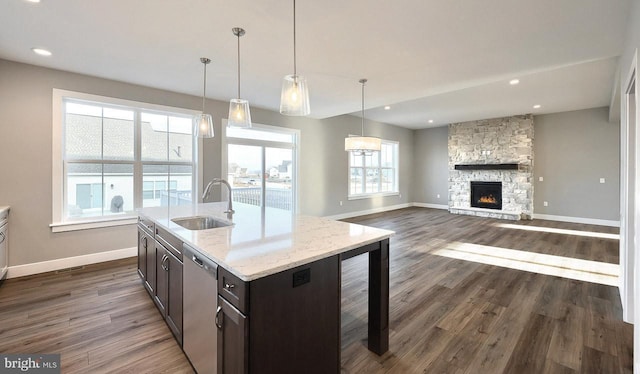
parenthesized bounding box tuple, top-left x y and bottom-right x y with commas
(224, 283, 235, 290)
(215, 306, 223, 329)
(161, 254, 169, 271)
(142, 236, 147, 248)
(0, 232, 4, 245)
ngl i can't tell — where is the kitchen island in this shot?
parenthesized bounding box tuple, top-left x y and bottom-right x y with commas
(138, 202, 393, 373)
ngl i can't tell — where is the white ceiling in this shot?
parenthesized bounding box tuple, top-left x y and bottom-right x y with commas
(0, 0, 630, 129)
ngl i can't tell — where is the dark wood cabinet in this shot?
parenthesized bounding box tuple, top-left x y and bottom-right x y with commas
(137, 227, 146, 279)
(154, 239, 184, 345)
(154, 240, 168, 316)
(137, 216, 184, 347)
(217, 296, 248, 374)
(145, 238, 156, 295)
(249, 256, 340, 374)
(137, 221, 155, 296)
(216, 256, 340, 374)
(218, 268, 247, 313)
(166, 249, 183, 343)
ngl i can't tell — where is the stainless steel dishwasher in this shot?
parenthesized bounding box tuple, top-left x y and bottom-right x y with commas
(183, 244, 218, 374)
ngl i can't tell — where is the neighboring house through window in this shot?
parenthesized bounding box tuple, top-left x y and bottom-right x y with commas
(52, 89, 199, 232)
(348, 141, 399, 198)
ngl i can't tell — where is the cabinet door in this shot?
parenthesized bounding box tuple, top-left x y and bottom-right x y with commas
(165, 249, 183, 345)
(137, 227, 147, 280)
(144, 237, 156, 295)
(218, 296, 248, 374)
(154, 241, 168, 317)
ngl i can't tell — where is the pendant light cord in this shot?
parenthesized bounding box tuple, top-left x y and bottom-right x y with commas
(202, 62, 207, 112)
(237, 32, 241, 99)
(361, 79, 365, 136)
(293, 0, 297, 77)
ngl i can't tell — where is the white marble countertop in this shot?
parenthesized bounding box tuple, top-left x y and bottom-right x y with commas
(138, 203, 394, 281)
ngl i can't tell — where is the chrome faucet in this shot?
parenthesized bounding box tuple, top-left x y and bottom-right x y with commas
(202, 178, 235, 214)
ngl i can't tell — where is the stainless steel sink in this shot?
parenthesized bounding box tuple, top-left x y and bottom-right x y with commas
(172, 216, 232, 230)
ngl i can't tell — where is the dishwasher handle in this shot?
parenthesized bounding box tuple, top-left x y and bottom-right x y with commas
(183, 243, 218, 278)
(192, 254, 204, 268)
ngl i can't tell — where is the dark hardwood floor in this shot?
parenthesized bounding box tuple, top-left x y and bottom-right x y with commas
(342, 207, 629, 373)
(0, 207, 632, 373)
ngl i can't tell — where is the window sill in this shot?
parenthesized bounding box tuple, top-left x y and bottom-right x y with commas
(50, 216, 138, 233)
(348, 192, 400, 201)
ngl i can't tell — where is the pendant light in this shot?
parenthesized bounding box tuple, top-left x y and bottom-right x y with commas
(195, 57, 215, 138)
(279, 0, 310, 116)
(228, 27, 252, 128)
(345, 79, 381, 154)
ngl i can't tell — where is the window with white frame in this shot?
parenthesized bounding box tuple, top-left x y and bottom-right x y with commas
(223, 122, 299, 213)
(52, 90, 198, 230)
(348, 141, 399, 198)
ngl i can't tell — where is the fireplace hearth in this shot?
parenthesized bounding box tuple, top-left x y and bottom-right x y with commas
(470, 181, 502, 210)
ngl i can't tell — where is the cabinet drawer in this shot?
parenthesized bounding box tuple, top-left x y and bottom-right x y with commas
(138, 216, 155, 236)
(218, 268, 248, 313)
(155, 226, 182, 261)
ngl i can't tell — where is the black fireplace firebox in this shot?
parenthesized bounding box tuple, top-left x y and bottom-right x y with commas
(470, 181, 502, 210)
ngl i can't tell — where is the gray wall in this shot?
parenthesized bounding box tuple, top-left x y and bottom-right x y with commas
(619, 0, 639, 91)
(412, 126, 448, 205)
(230, 107, 414, 217)
(412, 108, 621, 221)
(533, 107, 620, 220)
(0, 59, 413, 267)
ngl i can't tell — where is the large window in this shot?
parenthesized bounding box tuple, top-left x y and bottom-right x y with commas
(52, 90, 198, 231)
(348, 141, 399, 198)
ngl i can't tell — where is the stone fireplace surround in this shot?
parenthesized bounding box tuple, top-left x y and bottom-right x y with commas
(448, 115, 534, 220)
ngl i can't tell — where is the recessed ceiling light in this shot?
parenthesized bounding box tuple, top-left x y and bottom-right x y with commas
(384, 106, 391, 110)
(32, 48, 52, 56)
(509, 79, 520, 85)
(24, 0, 41, 2)
(533, 104, 541, 109)
(428, 119, 434, 124)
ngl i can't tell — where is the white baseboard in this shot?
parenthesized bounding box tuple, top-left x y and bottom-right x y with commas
(412, 203, 449, 210)
(7, 247, 137, 279)
(532, 214, 620, 227)
(324, 203, 412, 220)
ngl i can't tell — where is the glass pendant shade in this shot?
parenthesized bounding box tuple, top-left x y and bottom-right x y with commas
(280, 74, 310, 116)
(280, 0, 310, 116)
(195, 113, 215, 138)
(345, 136, 382, 153)
(227, 98, 252, 128)
(194, 57, 214, 138)
(228, 27, 252, 129)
